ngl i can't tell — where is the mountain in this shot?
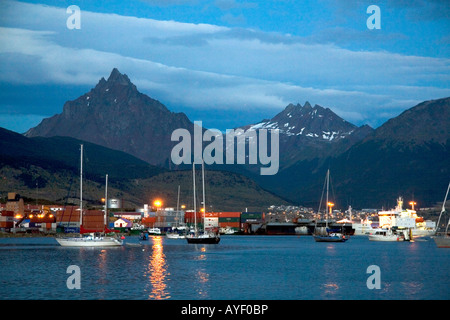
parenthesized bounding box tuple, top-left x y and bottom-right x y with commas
(25, 68, 193, 166)
(1, 127, 288, 210)
(21, 67, 449, 209)
(238, 102, 373, 170)
(271, 97, 450, 208)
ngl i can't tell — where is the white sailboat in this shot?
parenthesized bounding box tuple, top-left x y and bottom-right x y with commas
(166, 185, 187, 239)
(313, 169, 348, 242)
(56, 145, 123, 247)
(186, 161, 220, 244)
(433, 181, 450, 248)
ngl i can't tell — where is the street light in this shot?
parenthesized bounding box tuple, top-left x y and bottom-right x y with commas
(154, 199, 162, 207)
(327, 202, 334, 216)
(409, 201, 417, 210)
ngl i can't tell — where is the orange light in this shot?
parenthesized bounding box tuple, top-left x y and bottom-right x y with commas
(327, 202, 335, 207)
(101, 198, 106, 203)
(153, 200, 162, 208)
(181, 205, 186, 209)
(200, 208, 205, 212)
(15, 214, 22, 219)
(49, 214, 54, 218)
(29, 214, 33, 218)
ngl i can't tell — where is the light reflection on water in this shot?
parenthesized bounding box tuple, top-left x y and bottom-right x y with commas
(0, 236, 448, 300)
(146, 236, 170, 300)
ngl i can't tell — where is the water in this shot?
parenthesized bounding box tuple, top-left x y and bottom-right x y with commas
(0, 235, 448, 300)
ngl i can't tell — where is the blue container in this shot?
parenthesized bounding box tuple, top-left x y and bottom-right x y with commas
(64, 227, 80, 233)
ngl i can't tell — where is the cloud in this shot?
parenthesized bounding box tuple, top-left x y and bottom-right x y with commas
(0, 0, 448, 131)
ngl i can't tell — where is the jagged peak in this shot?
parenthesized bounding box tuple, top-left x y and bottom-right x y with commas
(107, 68, 132, 85)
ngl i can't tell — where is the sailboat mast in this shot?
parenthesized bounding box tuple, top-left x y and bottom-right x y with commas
(326, 169, 329, 228)
(193, 163, 197, 233)
(79, 144, 83, 226)
(104, 174, 108, 230)
(436, 181, 450, 235)
(202, 160, 206, 233)
(176, 185, 180, 228)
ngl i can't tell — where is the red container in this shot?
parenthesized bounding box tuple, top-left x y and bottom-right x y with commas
(219, 222, 240, 228)
(0, 221, 14, 228)
(1, 211, 14, 217)
(142, 217, 157, 227)
(217, 212, 241, 218)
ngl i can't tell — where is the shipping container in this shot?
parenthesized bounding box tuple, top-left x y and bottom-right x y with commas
(0, 216, 14, 222)
(219, 217, 240, 223)
(204, 212, 219, 218)
(0, 211, 14, 217)
(218, 222, 240, 228)
(57, 221, 80, 228)
(0, 221, 14, 228)
(240, 212, 264, 223)
(204, 217, 218, 228)
(217, 212, 241, 218)
(64, 227, 80, 233)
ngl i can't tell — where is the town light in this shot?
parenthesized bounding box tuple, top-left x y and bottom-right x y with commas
(409, 201, 417, 210)
(153, 200, 162, 208)
(327, 202, 334, 215)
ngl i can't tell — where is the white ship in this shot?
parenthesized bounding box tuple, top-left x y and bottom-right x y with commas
(377, 197, 435, 238)
(352, 218, 376, 235)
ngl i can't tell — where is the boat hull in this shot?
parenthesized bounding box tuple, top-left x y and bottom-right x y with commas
(186, 235, 220, 244)
(368, 235, 403, 241)
(313, 235, 348, 242)
(56, 237, 123, 247)
(166, 233, 186, 239)
(433, 236, 450, 248)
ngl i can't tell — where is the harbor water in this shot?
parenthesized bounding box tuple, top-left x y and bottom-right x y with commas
(0, 235, 448, 300)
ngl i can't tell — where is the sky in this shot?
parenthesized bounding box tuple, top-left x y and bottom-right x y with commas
(0, 0, 449, 133)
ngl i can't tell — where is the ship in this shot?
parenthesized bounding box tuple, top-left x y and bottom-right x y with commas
(377, 197, 435, 238)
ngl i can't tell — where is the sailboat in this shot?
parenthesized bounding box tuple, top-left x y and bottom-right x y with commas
(433, 181, 450, 248)
(166, 185, 187, 239)
(186, 161, 220, 244)
(313, 169, 348, 242)
(56, 145, 123, 247)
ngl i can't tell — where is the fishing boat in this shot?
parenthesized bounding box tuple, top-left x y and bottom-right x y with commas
(433, 182, 450, 248)
(148, 227, 162, 235)
(313, 170, 348, 243)
(56, 146, 123, 247)
(186, 161, 220, 244)
(368, 228, 407, 242)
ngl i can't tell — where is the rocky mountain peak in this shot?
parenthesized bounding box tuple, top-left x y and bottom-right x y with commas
(247, 102, 359, 142)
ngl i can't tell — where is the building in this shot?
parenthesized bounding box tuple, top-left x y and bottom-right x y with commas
(6, 193, 24, 216)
